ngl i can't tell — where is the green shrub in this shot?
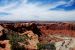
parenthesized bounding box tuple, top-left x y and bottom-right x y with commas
(6, 30, 29, 50)
(37, 43, 56, 50)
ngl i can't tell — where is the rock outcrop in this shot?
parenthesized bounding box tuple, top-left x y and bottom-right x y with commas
(18, 31, 39, 50)
(0, 40, 11, 50)
(0, 22, 75, 50)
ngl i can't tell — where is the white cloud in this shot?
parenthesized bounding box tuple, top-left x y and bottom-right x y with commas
(65, 0, 74, 7)
(0, 0, 75, 21)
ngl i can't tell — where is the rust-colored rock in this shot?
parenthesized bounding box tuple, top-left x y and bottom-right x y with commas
(0, 40, 11, 50)
(19, 31, 39, 50)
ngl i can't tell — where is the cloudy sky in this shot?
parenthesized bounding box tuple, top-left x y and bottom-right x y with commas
(0, 0, 75, 21)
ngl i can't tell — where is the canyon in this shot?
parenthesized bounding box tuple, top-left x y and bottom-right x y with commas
(0, 21, 75, 50)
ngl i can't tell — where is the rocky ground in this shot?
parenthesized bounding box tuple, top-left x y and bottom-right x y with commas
(0, 22, 75, 50)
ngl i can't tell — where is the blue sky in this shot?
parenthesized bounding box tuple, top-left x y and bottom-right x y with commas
(0, 0, 75, 21)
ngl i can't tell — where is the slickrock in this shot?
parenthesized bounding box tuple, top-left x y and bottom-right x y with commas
(0, 25, 4, 31)
(19, 31, 39, 50)
(0, 40, 11, 50)
(0, 25, 4, 36)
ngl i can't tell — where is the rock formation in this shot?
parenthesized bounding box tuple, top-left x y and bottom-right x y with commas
(18, 31, 39, 50)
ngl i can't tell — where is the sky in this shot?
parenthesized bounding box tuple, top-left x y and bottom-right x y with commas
(0, 0, 75, 21)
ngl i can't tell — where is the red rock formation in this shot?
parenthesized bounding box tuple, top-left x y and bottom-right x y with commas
(0, 40, 11, 50)
(0, 22, 75, 37)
